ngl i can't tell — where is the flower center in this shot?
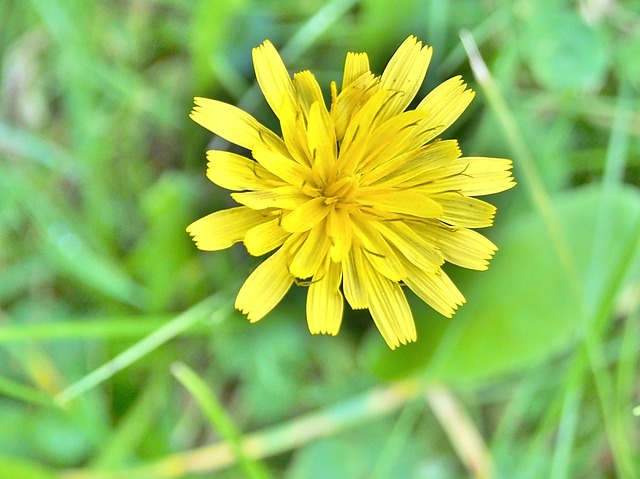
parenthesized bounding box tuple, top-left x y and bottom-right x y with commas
(322, 175, 359, 206)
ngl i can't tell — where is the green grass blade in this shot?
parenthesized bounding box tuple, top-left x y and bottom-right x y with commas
(549, 385, 582, 479)
(583, 80, 633, 317)
(0, 316, 177, 343)
(54, 292, 232, 406)
(368, 400, 423, 479)
(0, 375, 55, 407)
(172, 362, 274, 479)
(280, 0, 359, 62)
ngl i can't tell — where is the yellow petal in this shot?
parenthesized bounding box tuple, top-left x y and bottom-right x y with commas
(280, 102, 313, 167)
(380, 36, 433, 117)
(252, 146, 313, 186)
(191, 97, 285, 153)
(306, 259, 344, 335)
(252, 40, 298, 120)
(289, 223, 330, 278)
(206, 150, 281, 191)
(359, 109, 431, 173)
(362, 257, 416, 349)
(351, 216, 405, 281)
(368, 139, 461, 187)
(243, 218, 290, 256)
(441, 228, 497, 270)
(452, 157, 516, 196)
(433, 192, 497, 228)
(357, 189, 442, 218)
(293, 70, 325, 118)
(414, 158, 515, 197)
(403, 262, 465, 318)
(338, 89, 393, 174)
(186, 207, 269, 251)
(235, 246, 294, 322)
(280, 196, 330, 233)
(342, 52, 370, 88)
(231, 186, 308, 210)
(342, 247, 368, 309)
(331, 71, 379, 141)
(374, 221, 443, 272)
(415, 76, 475, 142)
(307, 101, 337, 183)
(327, 207, 352, 262)
(412, 221, 497, 270)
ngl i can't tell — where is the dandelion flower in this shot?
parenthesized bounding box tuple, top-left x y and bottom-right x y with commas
(187, 36, 515, 349)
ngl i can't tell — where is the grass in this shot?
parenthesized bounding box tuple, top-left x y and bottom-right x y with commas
(1, 0, 639, 478)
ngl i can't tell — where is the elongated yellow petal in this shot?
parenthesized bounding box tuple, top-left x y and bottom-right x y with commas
(342, 52, 370, 88)
(434, 192, 497, 228)
(252, 146, 313, 186)
(338, 89, 393, 173)
(235, 246, 294, 322)
(307, 259, 343, 335)
(307, 101, 337, 183)
(243, 218, 290, 256)
(351, 216, 405, 281)
(454, 157, 516, 196)
(374, 221, 443, 272)
(280, 196, 330, 233)
(415, 76, 474, 141)
(327, 207, 352, 262)
(357, 189, 442, 218)
(186, 207, 269, 251)
(359, 109, 431, 173)
(363, 256, 416, 349)
(289, 223, 330, 278)
(403, 262, 465, 318)
(412, 221, 497, 270)
(368, 139, 461, 187)
(293, 70, 325, 118)
(342, 247, 368, 309)
(252, 40, 298, 120)
(380, 36, 432, 117)
(231, 186, 308, 210)
(206, 150, 281, 191)
(415, 158, 515, 196)
(191, 98, 286, 154)
(331, 71, 379, 141)
(280, 101, 313, 167)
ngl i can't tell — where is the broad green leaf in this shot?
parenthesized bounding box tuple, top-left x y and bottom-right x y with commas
(522, 9, 610, 91)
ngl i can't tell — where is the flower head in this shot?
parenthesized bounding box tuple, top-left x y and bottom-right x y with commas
(188, 36, 515, 349)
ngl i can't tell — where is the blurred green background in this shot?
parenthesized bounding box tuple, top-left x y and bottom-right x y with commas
(1, 0, 639, 478)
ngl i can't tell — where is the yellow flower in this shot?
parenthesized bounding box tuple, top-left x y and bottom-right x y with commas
(187, 36, 515, 349)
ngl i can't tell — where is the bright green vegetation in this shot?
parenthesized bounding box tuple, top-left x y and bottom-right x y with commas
(1, 0, 639, 478)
